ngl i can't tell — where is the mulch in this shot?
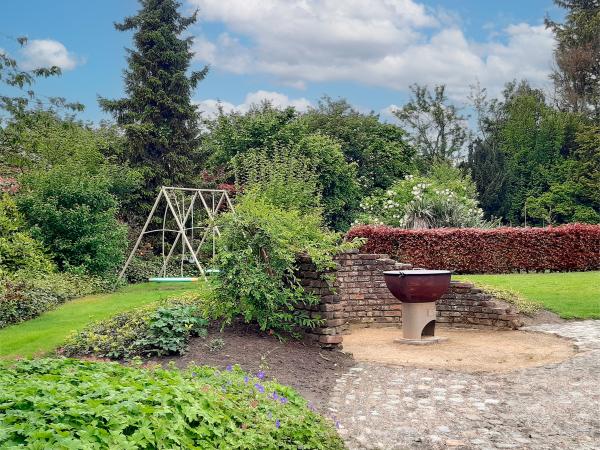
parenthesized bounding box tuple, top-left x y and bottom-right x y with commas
(152, 325, 355, 411)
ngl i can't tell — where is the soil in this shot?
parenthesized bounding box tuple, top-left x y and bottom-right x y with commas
(520, 308, 565, 326)
(152, 325, 354, 411)
(342, 326, 576, 373)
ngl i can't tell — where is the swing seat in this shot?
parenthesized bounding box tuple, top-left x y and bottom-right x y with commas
(148, 277, 199, 283)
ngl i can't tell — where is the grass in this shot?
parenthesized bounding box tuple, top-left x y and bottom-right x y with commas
(0, 282, 202, 359)
(457, 271, 600, 319)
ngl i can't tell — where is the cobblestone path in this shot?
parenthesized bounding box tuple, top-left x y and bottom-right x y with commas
(330, 321, 600, 449)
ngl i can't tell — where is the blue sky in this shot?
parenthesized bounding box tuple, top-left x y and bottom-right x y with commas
(1, 0, 563, 123)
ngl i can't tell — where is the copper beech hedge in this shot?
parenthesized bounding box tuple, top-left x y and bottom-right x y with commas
(346, 224, 600, 273)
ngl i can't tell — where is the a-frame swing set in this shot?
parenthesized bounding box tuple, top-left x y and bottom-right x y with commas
(117, 186, 234, 283)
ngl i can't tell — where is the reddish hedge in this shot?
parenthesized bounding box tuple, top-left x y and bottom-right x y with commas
(347, 224, 600, 273)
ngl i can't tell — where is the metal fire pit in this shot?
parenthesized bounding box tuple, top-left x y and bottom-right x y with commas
(383, 269, 452, 345)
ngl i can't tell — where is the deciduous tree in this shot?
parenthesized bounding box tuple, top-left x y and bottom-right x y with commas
(393, 84, 469, 164)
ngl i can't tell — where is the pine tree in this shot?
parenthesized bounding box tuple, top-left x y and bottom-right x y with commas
(465, 139, 507, 220)
(100, 0, 207, 206)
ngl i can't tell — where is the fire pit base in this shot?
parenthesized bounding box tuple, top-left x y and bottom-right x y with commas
(394, 336, 448, 346)
(400, 301, 439, 340)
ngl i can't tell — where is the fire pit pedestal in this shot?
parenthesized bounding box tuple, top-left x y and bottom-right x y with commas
(383, 269, 452, 345)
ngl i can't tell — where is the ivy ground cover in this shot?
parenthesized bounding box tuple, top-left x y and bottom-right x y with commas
(0, 282, 202, 359)
(0, 358, 343, 449)
(458, 272, 600, 319)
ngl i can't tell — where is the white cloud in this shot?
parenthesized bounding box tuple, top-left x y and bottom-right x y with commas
(189, 0, 555, 100)
(196, 90, 311, 117)
(20, 39, 79, 71)
(379, 104, 401, 123)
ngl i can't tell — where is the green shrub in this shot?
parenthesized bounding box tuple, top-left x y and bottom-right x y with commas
(214, 192, 357, 335)
(356, 163, 497, 229)
(135, 304, 208, 355)
(0, 273, 108, 328)
(61, 297, 209, 359)
(17, 163, 128, 275)
(201, 104, 361, 230)
(0, 358, 344, 449)
(233, 146, 321, 213)
(0, 194, 55, 277)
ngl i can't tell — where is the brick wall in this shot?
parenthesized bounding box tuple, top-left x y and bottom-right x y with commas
(437, 282, 522, 329)
(335, 250, 410, 326)
(297, 255, 345, 348)
(296, 251, 523, 349)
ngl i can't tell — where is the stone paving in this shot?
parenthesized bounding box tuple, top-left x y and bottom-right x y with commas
(330, 321, 600, 449)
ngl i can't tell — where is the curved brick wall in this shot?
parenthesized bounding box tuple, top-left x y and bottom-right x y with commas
(298, 251, 523, 349)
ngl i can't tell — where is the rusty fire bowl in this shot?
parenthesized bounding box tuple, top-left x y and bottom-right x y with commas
(383, 270, 452, 303)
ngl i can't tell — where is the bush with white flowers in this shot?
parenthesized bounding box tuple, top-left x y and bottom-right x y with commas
(354, 164, 498, 229)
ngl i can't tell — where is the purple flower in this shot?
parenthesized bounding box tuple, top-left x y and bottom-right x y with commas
(335, 421, 340, 429)
(243, 376, 249, 383)
(275, 419, 281, 429)
(257, 371, 266, 380)
(254, 383, 265, 393)
(271, 392, 279, 401)
(279, 396, 288, 404)
(226, 365, 232, 371)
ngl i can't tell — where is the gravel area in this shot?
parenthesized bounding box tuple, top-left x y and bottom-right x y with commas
(330, 321, 600, 449)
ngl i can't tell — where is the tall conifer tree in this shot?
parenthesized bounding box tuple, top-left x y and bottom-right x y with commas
(100, 0, 207, 206)
(546, 0, 600, 122)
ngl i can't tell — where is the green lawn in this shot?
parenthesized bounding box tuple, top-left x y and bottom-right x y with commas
(458, 271, 600, 319)
(0, 282, 202, 359)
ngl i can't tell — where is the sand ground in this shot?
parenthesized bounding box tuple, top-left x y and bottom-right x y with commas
(342, 326, 575, 372)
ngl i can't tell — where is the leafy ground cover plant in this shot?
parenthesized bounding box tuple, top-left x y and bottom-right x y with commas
(0, 272, 110, 329)
(0, 358, 344, 449)
(466, 284, 541, 315)
(61, 295, 209, 359)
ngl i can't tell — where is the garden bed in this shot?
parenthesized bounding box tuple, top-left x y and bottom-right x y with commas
(151, 325, 355, 411)
(0, 358, 344, 449)
(0, 282, 200, 359)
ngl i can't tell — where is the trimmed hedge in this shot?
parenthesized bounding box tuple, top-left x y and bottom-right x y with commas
(347, 224, 600, 273)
